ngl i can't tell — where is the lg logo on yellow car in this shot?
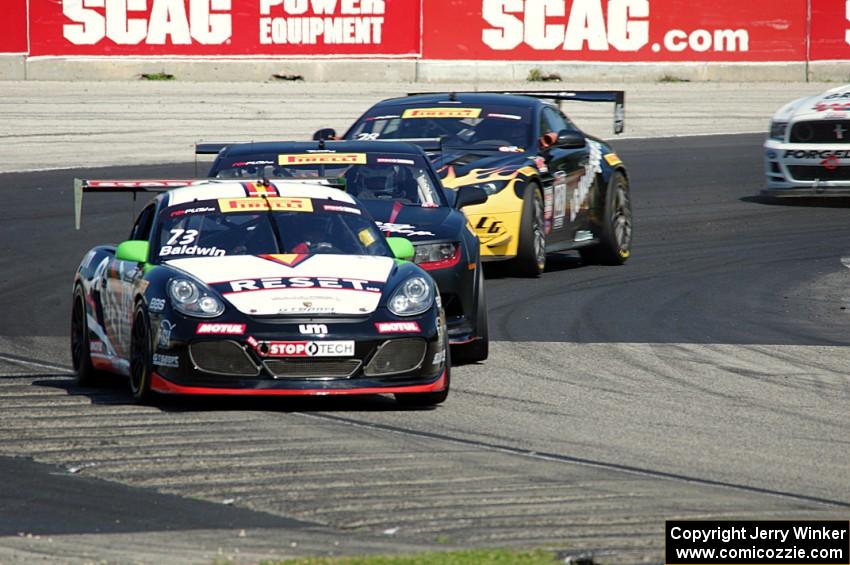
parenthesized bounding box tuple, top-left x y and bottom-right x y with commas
(475, 218, 504, 235)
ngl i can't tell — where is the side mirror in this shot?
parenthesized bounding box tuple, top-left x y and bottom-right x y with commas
(455, 186, 488, 209)
(116, 240, 149, 263)
(386, 237, 415, 261)
(313, 128, 337, 141)
(555, 129, 586, 149)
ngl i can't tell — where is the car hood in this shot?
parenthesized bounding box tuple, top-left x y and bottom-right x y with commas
(165, 254, 394, 316)
(773, 85, 850, 122)
(429, 149, 538, 189)
(361, 200, 458, 242)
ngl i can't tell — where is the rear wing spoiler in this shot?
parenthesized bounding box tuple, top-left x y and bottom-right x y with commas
(407, 90, 625, 135)
(74, 178, 203, 229)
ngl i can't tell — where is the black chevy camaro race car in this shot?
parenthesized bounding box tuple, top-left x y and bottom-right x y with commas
(199, 140, 489, 363)
(71, 179, 449, 405)
(316, 91, 632, 276)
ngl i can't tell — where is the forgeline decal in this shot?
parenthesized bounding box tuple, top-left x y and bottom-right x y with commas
(196, 323, 246, 335)
(218, 197, 313, 213)
(257, 341, 355, 358)
(783, 149, 850, 159)
(278, 153, 367, 165)
(375, 321, 421, 334)
(375, 222, 435, 237)
(159, 245, 226, 257)
(218, 277, 383, 293)
(604, 153, 623, 167)
(152, 353, 179, 368)
(571, 139, 603, 222)
(402, 108, 482, 119)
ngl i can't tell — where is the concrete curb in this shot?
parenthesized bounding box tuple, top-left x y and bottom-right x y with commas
(3, 57, 848, 83)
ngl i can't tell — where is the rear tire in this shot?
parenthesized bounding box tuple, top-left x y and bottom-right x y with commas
(452, 270, 489, 364)
(129, 304, 155, 403)
(509, 183, 546, 277)
(70, 287, 101, 387)
(580, 172, 632, 265)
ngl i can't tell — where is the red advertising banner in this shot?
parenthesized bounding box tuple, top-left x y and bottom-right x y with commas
(810, 0, 850, 60)
(0, 0, 28, 53)
(422, 0, 807, 62)
(28, 0, 420, 57)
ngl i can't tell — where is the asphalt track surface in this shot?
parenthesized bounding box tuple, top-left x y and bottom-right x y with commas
(1, 133, 849, 563)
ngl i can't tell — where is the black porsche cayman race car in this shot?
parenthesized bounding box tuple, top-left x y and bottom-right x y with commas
(317, 91, 632, 277)
(199, 140, 489, 363)
(71, 179, 449, 405)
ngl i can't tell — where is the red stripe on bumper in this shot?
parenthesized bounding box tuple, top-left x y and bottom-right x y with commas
(150, 370, 447, 396)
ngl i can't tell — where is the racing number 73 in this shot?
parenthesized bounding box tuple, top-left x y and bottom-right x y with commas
(167, 229, 199, 246)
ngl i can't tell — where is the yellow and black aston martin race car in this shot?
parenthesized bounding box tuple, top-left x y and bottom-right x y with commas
(317, 91, 631, 277)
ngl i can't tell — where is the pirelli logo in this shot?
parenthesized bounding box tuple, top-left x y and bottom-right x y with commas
(402, 108, 482, 119)
(218, 197, 313, 213)
(278, 153, 367, 165)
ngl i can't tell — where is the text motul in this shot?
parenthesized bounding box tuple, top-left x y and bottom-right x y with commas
(63, 0, 232, 45)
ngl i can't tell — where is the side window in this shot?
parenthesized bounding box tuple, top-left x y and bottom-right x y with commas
(542, 107, 570, 134)
(129, 204, 156, 242)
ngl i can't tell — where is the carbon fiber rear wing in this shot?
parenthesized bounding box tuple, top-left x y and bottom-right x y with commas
(74, 178, 203, 229)
(407, 90, 625, 135)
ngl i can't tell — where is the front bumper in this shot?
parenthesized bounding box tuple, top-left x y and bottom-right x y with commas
(150, 309, 447, 395)
(763, 140, 850, 196)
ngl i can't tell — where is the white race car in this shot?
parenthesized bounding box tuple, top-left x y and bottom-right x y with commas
(764, 84, 850, 196)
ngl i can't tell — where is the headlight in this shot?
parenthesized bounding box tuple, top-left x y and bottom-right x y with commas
(168, 278, 225, 318)
(388, 276, 434, 317)
(769, 121, 787, 141)
(414, 243, 459, 269)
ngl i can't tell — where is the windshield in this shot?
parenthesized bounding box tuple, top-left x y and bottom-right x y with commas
(347, 105, 534, 151)
(154, 197, 391, 262)
(212, 152, 446, 207)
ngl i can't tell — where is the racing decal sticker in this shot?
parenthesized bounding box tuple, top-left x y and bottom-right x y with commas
(376, 157, 416, 165)
(158, 319, 176, 348)
(487, 113, 522, 120)
(553, 173, 568, 230)
(543, 184, 553, 234)
(323, 204, 362, 215)
(375, 221, 435, 237)
(402, 108, 482, 119)
(278, 153, 367, 165)
(149, 298, 166, 312)
(242, 182, 280, 197)
(440, 165, 518, 190)
(375, 321, 421, 333)
(299, 324, 329, 335)
(259, 254, 311, 268)
(604, 153, 623, 167)
(170, 206, 216, 218)
(358, 228, 377, 247)
(196, 323, 246, 335)
(432, 349, 446, 366)
(152, 353, 179, 368)
(89, 340, 104, 353)
(218, 277, 383, 294)
(571, 140, 603, 222)
(218, 197, 313, 213)
(783, 149, 850, 159)
(365, 114, 401, 121)
(257, 341, 355, 358)
(533, 156, 548, 174)
(159, 245, 226, 258)
(498, 146, 524, 153)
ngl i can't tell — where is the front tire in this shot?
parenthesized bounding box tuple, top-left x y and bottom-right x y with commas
(71, 287, 101, 387)
(580, 172, 632, 265)
(394, 366, 450, 407)
(453, 270, 489, 364)
(510, 183, 546, 277)
(129, 304, 154, 403)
